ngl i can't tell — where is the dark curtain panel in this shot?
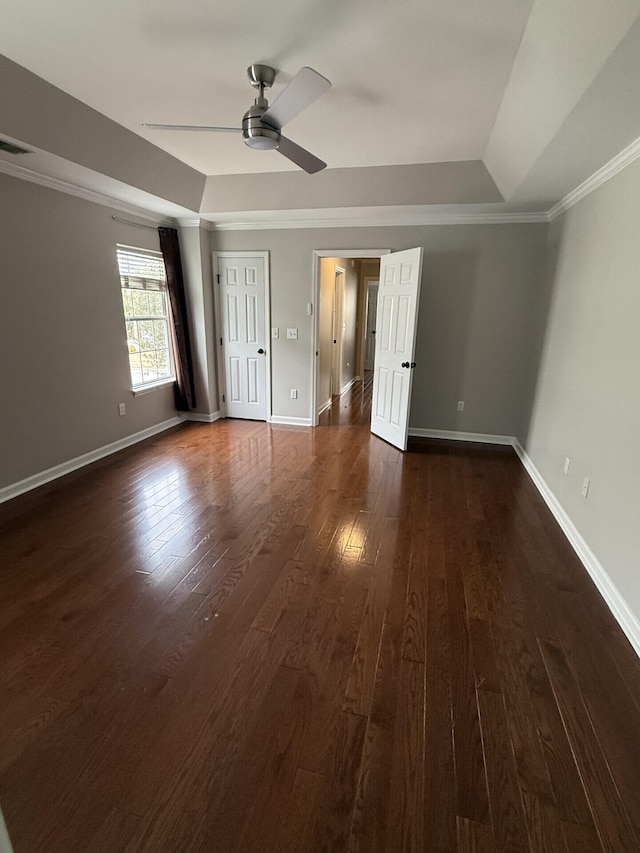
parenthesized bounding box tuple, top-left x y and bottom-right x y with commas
(158, 227, 196, 411)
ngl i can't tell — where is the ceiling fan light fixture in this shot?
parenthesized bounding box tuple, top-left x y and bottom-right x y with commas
(242, 103, 280, 150)
(243, 127, 280, 150)
(148, 63, 330, 173)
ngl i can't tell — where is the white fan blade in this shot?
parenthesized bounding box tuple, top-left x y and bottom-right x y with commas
(277, 136, 326, 174)
(143, 123, 240, 132)
(262, 67, 331, 129)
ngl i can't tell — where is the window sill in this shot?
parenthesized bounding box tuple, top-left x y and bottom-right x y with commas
(132, 378, 175, 397)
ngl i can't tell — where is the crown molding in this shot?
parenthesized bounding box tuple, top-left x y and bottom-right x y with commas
(0, 158, 176, 225)
(3, 132, 640, 229)
(176, 217, 204, 228)
(548, 135, 640, 221)
(205, 209, 549, 230)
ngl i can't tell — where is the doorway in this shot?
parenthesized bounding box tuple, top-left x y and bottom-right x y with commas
(312, 250, 388, 425)
(213, 251, 271, 421)
(331, 268, 345, 397)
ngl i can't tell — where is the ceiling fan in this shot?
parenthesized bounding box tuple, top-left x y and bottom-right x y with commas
(144, 64, 331, 174)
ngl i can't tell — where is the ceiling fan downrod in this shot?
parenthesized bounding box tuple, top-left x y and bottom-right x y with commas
(243, 64, 280, 150)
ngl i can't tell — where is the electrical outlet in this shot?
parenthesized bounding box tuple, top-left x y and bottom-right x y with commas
(563, 457, 571, 474)
(290, 389, 298, 399)
(272, 327, 279, 339)
(457, 401, 464, 412)
(286, 328, 298, 339)
(582, 477, 590, 498)
(118, 402, 126, 416)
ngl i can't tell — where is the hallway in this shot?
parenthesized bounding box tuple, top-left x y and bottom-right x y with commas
(1, 379, 639, 851)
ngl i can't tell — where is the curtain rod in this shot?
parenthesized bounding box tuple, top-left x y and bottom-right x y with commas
(111, 214, 160, 231)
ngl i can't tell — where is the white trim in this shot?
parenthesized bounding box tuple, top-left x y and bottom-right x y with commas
(184, 410, 222, 423)
(208, 211, 549, 230)
(408, 427, 516, 445)
(0, 158, 177, 225)
(513, 441, 640, 659)
(269, 416, 312, 427)
(0, 417, 183, 505)
(132, 378, 175, 396)
(548, 135, 640, 221)
(2, 129, 640, 229)
(340, 376, 360, 396)
(317, 397, 333, 416)
(311, 249, 390, 426)
(408, 427, 640, 657)
(212, 251, 272, 424)
(313, 249, 392, 259)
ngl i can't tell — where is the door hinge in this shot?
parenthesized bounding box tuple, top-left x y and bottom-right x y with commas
(216, 274, 221, 283)
(220, 337, 223, 346)
(222, 394, 225, 402)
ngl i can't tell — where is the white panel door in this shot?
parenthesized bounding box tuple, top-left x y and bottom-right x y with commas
(364, 281, 379, 370)
(370, 247, 423, 450)
(218, 255, 268, 420)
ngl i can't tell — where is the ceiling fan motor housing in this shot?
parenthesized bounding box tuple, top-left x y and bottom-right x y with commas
(242, 100, 280, 150)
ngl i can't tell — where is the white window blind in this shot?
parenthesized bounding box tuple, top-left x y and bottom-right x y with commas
(117, 247, 167, 291)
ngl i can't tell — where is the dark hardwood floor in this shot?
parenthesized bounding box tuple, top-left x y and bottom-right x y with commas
(1, 376, 640, 852)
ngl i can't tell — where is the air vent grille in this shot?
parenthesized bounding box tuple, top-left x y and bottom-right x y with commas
(0, 139, 31, 155)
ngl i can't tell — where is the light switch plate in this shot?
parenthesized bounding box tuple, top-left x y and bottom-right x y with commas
(286, 328, 298, 339)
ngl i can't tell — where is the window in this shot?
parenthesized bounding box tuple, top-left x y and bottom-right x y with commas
(117, 245, 175, 390)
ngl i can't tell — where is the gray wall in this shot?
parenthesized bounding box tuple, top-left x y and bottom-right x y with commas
(0, 173, 177, 490)
(4, 161, 639, 644)
(210, 223, 549, 434)
(2, 176, 550, 495)
(525, 156, 640, 622)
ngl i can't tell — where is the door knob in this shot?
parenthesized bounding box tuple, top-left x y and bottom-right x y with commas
(411, 362, 416, 368)
(401, 361, 410, 368)
(258, 348, 265, 354)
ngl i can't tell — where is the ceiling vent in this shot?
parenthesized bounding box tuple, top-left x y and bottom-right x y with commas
(0, 139, 31, 155)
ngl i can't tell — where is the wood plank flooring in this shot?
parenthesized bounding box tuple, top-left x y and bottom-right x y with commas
(1, 376, 640, 852)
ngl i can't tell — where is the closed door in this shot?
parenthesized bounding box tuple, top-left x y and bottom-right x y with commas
(217, 253, 269, 420)
(370, 247, 423, 450)
(331, 269, 345, 395)
(364, 281, 378, 370)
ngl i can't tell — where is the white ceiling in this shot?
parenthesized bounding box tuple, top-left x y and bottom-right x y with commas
(1, 0, 640, 220)
(0, 0, 535, 175)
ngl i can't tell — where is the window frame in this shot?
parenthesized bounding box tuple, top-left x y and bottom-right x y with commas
(117, 245, 176, 393)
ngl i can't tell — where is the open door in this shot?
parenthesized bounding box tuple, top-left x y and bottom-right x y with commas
(370, 247, 423, 450)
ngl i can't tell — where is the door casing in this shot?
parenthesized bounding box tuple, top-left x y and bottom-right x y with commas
(212, 251, 271, 422)
(331, 267, 345, 396)
(311, 249, 390, 426)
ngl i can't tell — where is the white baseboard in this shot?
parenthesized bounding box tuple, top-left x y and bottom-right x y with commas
(184, 410, 222, 423)
(408, 427, 516, 446)
(317, 398, 333, 416)
(340, 376, 360, 395)
(0, 416, 183, 504)
(513, 440, 640, 659)
(269, 416, 312, 427)
(407, 426, 640, 658)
